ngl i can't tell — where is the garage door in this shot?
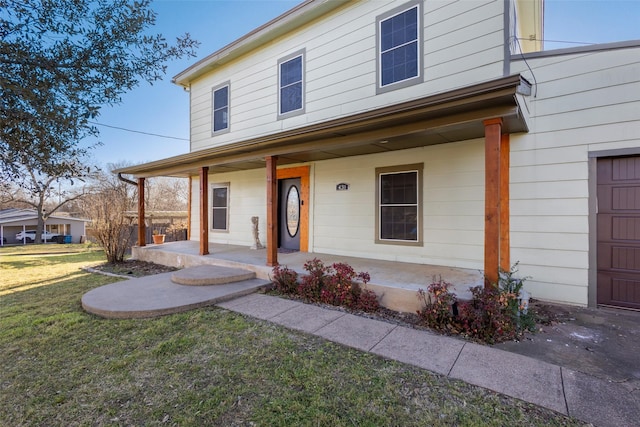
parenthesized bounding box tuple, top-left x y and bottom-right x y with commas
(597, 157, 640, 309)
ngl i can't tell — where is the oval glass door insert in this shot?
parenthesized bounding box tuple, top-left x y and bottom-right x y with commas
(286, 185, 300, 237)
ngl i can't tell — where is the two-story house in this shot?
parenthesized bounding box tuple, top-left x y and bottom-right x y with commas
(116, 0, 640, 312)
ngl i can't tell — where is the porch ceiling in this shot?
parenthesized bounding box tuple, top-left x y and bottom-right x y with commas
(115, 75, 531, 178)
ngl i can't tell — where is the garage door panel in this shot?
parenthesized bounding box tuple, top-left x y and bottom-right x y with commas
(611, 278, 640, 306)
(612, 157, 640, 181)
(596, 215, 640, 242)
(597, 242, 640, 271)
(598, 156, 640, 185)
(598, 273, 640, 309)
(598, 185, 640, 214)
(611, 246, 640, 272)
(597, 156, 640, 309)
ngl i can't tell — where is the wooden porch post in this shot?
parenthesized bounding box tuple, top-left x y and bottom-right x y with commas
(199, 167, 209, 255)
(266, 156, 278, 266)
(483, 118, 503, 287)
(499, 133, 510, 272)
(137, 177, 146, 247)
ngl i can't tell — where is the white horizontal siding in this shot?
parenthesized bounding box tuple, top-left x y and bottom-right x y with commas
(508, 45, 640, 306)
(312, 139, 485, 269)
(187, 0, 506, 150)
(188, 169, 268, 246)
(511, 232, 588, 252)
(510, 215, 588, 234)
(511, 163, 588, 183)
(188, 139, 487, 270)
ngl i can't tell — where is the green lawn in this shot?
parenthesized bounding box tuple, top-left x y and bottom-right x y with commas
(0, 245, 585, 426)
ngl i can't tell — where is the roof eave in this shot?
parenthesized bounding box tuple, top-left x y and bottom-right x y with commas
(172, 0, 351, 87)
(115, 74, 531, 178)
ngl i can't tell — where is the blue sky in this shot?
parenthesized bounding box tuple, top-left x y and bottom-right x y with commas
(87, 0, 640, 169)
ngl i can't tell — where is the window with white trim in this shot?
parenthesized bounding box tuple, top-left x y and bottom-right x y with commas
(278, 49, 305, 118)
(211, 184, 229, 231)
(376, 164, 423, 245)
(377, 1, 423, 93)
(212, 82, 230, 134)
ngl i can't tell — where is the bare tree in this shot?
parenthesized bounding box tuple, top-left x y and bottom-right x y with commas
(81, 167, 136, 263)
(4, 156, 91, 243)
(145, 176, 188, 211)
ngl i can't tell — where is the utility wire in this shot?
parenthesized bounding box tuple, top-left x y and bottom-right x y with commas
(89, 121, 189, 141)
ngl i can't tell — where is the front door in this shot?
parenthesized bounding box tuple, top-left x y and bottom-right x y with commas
(279, 178, 301, 251)
(597, 156, 640, 310)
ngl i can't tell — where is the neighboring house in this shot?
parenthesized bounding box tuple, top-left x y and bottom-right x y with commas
(116, 0, 640, 310)
(0, 208, 88, 245)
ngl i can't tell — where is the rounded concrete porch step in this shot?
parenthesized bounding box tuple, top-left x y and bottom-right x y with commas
(171, 265, 256, 286)
(82, 272, 271, 319)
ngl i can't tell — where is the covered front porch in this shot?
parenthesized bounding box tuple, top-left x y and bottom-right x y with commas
(116, 74, 532, 294)
(132, 240, 483, 313)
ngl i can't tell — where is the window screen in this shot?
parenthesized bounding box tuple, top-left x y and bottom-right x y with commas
(212, 84, 229, 133)
(212, 185, 228, 231)
(379, 170, 419, 242)
(279, 52, 304, 116)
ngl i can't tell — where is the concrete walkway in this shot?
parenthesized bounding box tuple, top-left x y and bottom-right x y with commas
(218, 293, 638, 427)
(82, 269, 638, 426)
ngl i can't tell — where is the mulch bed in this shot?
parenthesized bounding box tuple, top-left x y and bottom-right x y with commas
(91, 260, 178, 278)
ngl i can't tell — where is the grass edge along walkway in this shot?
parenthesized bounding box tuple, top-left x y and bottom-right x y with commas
(0, 244, 585, 426)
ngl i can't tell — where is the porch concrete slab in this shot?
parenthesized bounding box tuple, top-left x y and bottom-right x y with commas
(270, 304, 346, 333)
(563, 368, 640, 427)
(132, 241, 482, 313)
(82, 272, 269, 319)
(171, 265, 255, 286)
(314, 313, 397, 352)
(371, 326, 465, 376)
(449, 342, 566, 415)
(216, 293, 301, 320)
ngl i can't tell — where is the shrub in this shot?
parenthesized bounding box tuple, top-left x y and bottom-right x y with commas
(356, 288, 380, 312)
(498, 263, 537, 334)
(270, 264, 299, 294)
(320, 262, 374, 310)
(271, 258, 380, 313)
(417, 277, 459, 334)
(298, 258, 328, 302)
(457, 286, 518, 344)
(416, 264, 536, 344)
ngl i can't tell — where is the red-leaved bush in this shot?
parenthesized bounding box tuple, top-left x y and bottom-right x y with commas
(271, 258, 379, 312)
(270, 264, 299, 294)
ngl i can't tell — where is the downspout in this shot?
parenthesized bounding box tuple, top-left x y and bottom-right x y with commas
(118, 173, 137, 187)
(118, 173, 146, 246)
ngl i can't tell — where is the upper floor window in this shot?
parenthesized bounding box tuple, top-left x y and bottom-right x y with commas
(212, 82, 230, 134)
(278, 49, 305, 119)
(377, 1, 423, 94)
